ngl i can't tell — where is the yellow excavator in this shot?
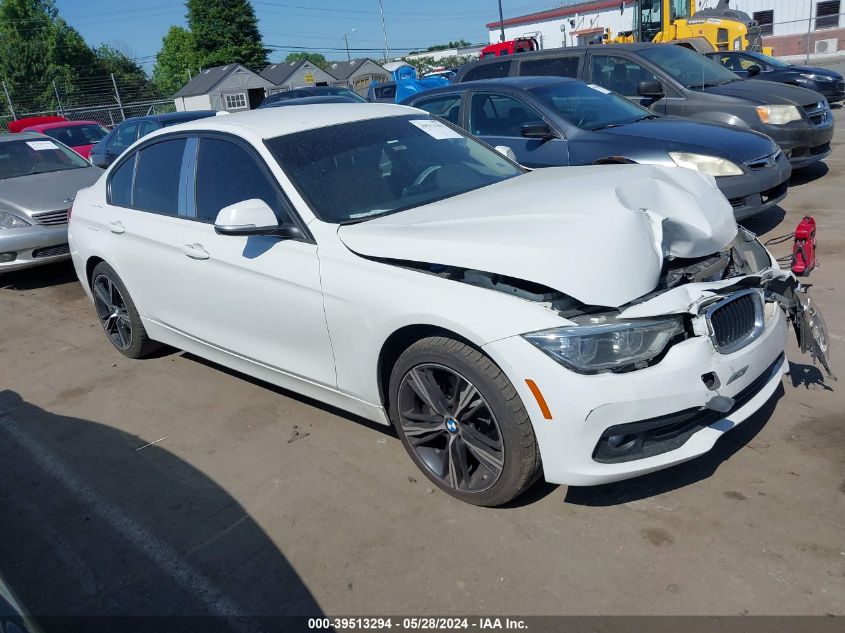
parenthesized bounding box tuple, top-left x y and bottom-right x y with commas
(608, 0, 772, 55)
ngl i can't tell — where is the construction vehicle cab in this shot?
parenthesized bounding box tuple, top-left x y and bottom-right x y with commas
(610, 0, 769, 55)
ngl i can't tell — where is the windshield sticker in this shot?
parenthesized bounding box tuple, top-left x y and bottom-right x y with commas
(587, 84, 611, 94)
(26, 140, 59, 151)
(410, 119, 462, 140)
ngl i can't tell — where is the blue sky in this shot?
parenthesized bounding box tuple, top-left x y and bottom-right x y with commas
(53, 0, 563, 71)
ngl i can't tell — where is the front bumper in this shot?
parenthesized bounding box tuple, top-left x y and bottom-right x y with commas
(716, 153, 792, 221)
(0, 225, 70, 272)
(761, 120, 834, 168)
(485, 303, 789, 486)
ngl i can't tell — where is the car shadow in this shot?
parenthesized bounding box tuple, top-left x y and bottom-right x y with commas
(0, 390, 323, 632)
(182, 353, 396, 438)
(788, 360, 834, 391)
(739, 205, 786, 236)
(562, 384, 783, 507)
(0, 260, 78, 291)
(789, 161, 829, 187)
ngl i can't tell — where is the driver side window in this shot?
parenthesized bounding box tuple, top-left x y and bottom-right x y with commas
(469, 93, 543, 137)
(590, 55, 658, 97)
(194, 137, 290, 224)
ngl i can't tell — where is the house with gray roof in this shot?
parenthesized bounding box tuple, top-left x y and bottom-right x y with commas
(326, 59, 390, 96)
(173, 64, 275, 112)
(260, 60, 338, 94)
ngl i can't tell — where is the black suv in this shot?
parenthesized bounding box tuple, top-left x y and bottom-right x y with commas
(453, 43, 834, 168)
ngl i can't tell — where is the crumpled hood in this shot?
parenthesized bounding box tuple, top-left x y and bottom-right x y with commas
(703, 79, 824, 106)
(0, 166, 101, 218)
(338, 165, 737, 307)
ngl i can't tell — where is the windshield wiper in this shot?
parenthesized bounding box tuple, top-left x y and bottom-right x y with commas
(591, 122, 627, 131)
(635, 114, 659, 122)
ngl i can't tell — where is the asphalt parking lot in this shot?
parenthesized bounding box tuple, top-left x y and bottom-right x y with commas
(1, 115, 844, 622)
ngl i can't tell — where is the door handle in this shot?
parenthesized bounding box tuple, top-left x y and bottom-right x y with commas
(183, 243, 209, 260)
(108, 221, 125, 234)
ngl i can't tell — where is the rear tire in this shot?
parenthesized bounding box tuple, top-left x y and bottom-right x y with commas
(90, 262, 160, 359)
(388, 336, 541, 507)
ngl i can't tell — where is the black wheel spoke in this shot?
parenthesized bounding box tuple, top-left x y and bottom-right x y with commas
(407, 367, 450, 415)
(93, 274, 132, 351)
(461, 425, 504, 475)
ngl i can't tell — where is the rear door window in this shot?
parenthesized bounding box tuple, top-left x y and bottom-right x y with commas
(194, 137, 288, 224)
(138, 120, 160, 138)
(519, 56, 580, 78)
(412, 94, 462, 125)
(133, 138, 186, 215)
(462, 60, 513, 82)
(469, 93, 544, 137)
(109, 155, 136, 207)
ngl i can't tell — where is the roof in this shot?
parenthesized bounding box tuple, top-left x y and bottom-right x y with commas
(326, 59, 385, 80)
(155, 103, 420, 140)
(0, 131, 48, 142)
(21, 120, 103, 132)
(122, 110, 217, 123)
(486, 0, 637, 29)
(173, 64, 257, 98)
(403, 76, 577, 102)
(260, 60, 336, 85)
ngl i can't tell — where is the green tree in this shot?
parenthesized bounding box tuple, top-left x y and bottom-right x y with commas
(284, 52, 328, 70)
(152, 26, 197, 97)
(94, 44, 156, 99)
(0, 0, 98, 112)
(186, 0, 268, 71)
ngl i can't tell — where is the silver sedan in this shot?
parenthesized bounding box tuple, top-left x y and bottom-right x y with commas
(0, 132, 102, 272)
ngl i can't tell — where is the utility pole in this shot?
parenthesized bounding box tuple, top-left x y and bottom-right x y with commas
(111, 73, 126, 122)
(2, 81, 16, 120)
(344, 28, 357, 61)
(806, 0, 813, 64)
(497, 0, 506, 42)
(378, 0, 390, 61)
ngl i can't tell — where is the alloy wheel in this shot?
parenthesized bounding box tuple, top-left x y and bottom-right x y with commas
(397, 363, 504, 493)
(93, 274, 132, 350)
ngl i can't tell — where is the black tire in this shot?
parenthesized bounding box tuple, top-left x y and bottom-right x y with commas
(90, 261, 160, 359)
(388, 336, 542, 507)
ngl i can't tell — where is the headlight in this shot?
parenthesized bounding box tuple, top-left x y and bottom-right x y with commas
(668, 152, 744, 177)
(756, 105, 802, 125)
(800, 73, 834, 82)
(522, 317, 685, 373)
(0, 210, 30, 230)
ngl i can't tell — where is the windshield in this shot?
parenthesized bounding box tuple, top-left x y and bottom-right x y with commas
(746, 51, 790, 68)
(0, 138, 89, 179)
(266, 115, 522, 224)
(639, 45, 739, 88)
(42, 124, 108, 147)
(529, 82, 653, 130)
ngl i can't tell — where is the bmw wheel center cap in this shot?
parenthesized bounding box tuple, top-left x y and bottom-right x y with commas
(445, 417, 459, 434)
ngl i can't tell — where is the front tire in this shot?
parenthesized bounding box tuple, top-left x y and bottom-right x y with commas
(388, 336, 541, 506)
(91, 262, 160, 359)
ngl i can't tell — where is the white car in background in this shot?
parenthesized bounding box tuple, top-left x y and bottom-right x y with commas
(68, 105, 831, 506)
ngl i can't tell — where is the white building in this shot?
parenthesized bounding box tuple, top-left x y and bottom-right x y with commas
(486, 0, 845, 56)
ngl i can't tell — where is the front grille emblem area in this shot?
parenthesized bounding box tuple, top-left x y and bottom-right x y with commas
(705, 290, 766, 355)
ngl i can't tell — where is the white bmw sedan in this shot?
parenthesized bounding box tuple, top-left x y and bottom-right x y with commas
(69, 105, 831, 506)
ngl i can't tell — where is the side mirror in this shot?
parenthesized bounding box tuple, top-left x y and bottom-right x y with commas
(213, 199, 302, 239)
(746, 64, 762, 77)
(520, 121, 555, 139)
(494, 145, 518, 162)
(637, 79, 665, 99)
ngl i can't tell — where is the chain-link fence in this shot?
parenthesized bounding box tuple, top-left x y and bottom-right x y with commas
(0, 74, 175, 132)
